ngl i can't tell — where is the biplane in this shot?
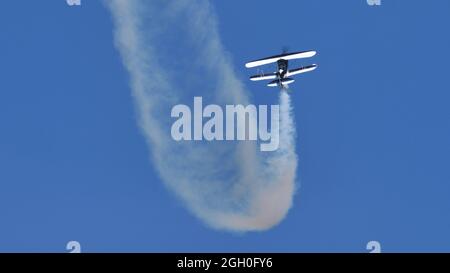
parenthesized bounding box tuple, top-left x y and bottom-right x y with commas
(245, 50, 318, 88)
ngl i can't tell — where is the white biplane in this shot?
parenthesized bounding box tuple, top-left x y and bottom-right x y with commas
(245, 50, 317, 88)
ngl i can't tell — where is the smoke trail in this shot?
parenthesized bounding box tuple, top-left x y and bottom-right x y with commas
(105, 0, 298, 231)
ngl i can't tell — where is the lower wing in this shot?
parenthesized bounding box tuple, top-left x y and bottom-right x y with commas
(250, 72, 278, 81)
(285, 64, 318, 77)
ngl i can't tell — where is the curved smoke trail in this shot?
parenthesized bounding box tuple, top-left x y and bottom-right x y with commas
(105, 0, 298, 231)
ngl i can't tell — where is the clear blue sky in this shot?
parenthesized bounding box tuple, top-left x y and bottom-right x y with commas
(0, 0, 449, 252)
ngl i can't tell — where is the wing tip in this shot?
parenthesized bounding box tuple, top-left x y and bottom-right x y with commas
(304, 50, 317, 58)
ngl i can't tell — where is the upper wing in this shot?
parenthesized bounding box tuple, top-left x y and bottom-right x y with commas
(285, 64, 318, 77)
(245, 50, 317, 68)
(250, 72, 278, 81)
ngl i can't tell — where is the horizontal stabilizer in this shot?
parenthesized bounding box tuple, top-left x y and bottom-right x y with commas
(245, 50, 317, 68)
(286, 64, 318, 77)
(267, 78, 295, 87)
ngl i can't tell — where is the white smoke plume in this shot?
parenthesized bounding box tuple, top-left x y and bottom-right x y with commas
(105, 0, 298, 231)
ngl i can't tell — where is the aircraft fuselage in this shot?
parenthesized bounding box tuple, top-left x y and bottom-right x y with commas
(277, 59, 289, 79)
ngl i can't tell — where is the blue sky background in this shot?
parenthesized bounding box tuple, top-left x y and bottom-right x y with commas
(0, 0, 449, 252)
